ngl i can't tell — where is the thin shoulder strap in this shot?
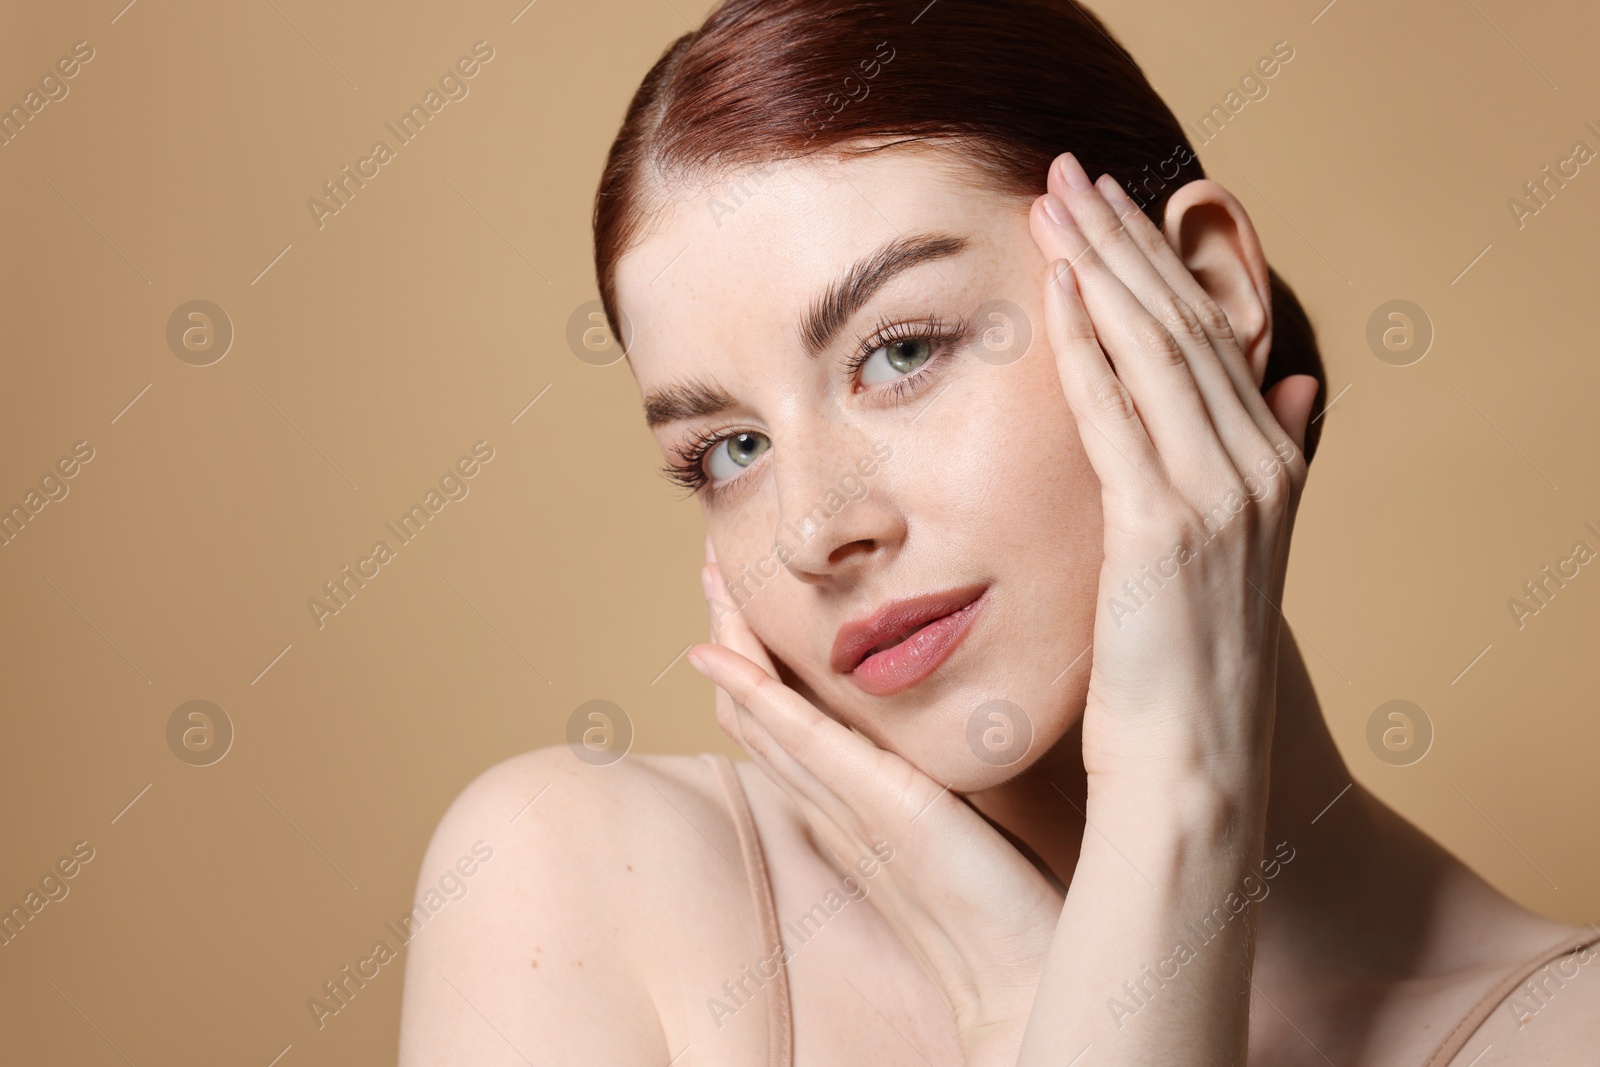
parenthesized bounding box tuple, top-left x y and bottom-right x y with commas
(702, 753, 795, 1067)
(1421, 928, 1600, 1067)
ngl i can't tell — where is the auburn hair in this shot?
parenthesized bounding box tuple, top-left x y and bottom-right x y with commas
(593, 0, 1325, 460)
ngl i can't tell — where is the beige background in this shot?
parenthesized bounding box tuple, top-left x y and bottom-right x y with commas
(2, 0, 1598, 1062)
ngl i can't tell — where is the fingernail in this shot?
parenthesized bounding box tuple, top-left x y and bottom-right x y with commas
(1059, 152, 1094, 192)
(1052, 258, 1075, 290)
(703, 566, 728, 608)
(1097, 174, 1135, 212)
(1040, 192, 1070, 228)
(688, 649, 709, 674)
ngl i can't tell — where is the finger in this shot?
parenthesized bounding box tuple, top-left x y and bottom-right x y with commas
(1031, 191, 1236, 494)
(1088, 171, 1269, 418)
(704, 562, 780, 674)
(1050, 160, 1276, 484)
(1088, 170, 1309, 505)
(700, 563, 792, 779)
(688, 640, 935, 821)
(1263, 374, 1318, 460)
(1083, 162, 1293, 455)
(697, 566, 841, 829)
(690, 638, 858, 784)
(692, 570, 855, 811)
(700, 563, 753, 739)
(1040, 255, 1167, 504)
(689, 636, 865, 834)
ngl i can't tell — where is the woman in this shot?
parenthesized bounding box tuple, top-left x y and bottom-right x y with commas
(397, 1, 1600, 1063)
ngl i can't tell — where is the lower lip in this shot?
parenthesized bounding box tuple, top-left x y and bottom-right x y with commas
(848, 589, 989, 697)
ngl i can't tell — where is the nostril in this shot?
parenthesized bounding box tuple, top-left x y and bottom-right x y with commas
(827, 538, 877, 567)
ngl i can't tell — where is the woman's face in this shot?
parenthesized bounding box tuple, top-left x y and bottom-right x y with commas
(615, 147, 1101, 791)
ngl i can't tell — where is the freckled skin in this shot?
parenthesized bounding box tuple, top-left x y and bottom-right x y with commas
(399, 145, 1600, 1067)
(616, 148, 1101, 790)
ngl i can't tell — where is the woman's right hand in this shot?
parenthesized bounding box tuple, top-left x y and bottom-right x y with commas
(692, 536, 1065, 1066)
(1011, 153, 1316, 1064)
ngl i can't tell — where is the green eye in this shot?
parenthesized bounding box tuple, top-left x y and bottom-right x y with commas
(705, 431, 771, 481)
(861, 337, 934, 385)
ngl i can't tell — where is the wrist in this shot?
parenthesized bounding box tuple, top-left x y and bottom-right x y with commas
(957, 1009, 1030, 1067)
(1083, 769, 1269, 889)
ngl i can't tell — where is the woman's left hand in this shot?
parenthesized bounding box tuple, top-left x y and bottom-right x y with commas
(689, 536, 1064, 1066)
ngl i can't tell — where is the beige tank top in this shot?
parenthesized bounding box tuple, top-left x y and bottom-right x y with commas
(702, 752, 1600, 1067)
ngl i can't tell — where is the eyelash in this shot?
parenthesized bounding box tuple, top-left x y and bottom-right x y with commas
(661, 313, 970, 499)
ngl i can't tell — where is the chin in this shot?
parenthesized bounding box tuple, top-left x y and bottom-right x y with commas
(855, 682, 1083, 796)
(908, 710, 1081, 793)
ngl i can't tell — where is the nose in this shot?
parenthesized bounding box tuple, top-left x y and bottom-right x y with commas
(772, 435, 903, 585)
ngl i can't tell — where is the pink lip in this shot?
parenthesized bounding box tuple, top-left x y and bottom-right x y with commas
(831, 584, 990, 697)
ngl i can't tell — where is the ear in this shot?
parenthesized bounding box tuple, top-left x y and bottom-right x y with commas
(1162, 179, 1273, 388)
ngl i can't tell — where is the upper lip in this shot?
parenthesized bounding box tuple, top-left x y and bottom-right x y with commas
(830, 582, 990, 674)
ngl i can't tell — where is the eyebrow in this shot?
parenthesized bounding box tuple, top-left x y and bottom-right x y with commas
(641, 231, 969, 429)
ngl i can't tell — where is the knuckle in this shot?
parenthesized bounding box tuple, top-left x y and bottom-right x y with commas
(1153, 293, 1206, 346)
(778, 725, 812, 764)
(1187, 483, 1247, 537)
(745, 670, 782, 707)
(1251, 445, 1301, 496)
(1081, 204, 1125, 243)
(1059, 312, 1099, 342)
(1092, 373, 1138, 421)
(1194, 297, 1235, 341)
(1075, 244, 1109, 276)
(1245, 470, 1292, 524)
(1132, 319, 1186, 367)
(1154, 495, 1200, 536)
(1264, 465, 1296, 510)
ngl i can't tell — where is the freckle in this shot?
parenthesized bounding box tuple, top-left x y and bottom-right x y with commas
(627, 864, 633, 872)
(576, 959, 584, 967)
(531, 959, 539, 969)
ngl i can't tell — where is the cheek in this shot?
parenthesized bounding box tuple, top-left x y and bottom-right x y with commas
(856, 357, 1104, 779)
(904, 351, 1099, 550)
(708, 524, 789, 616)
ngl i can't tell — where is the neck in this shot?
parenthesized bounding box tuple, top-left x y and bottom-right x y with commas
(964, 632, 1357, 893)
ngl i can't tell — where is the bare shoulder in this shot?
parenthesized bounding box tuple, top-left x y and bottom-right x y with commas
(396, 747, 753, 1066)
(1442, 924, 1600, 1066)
